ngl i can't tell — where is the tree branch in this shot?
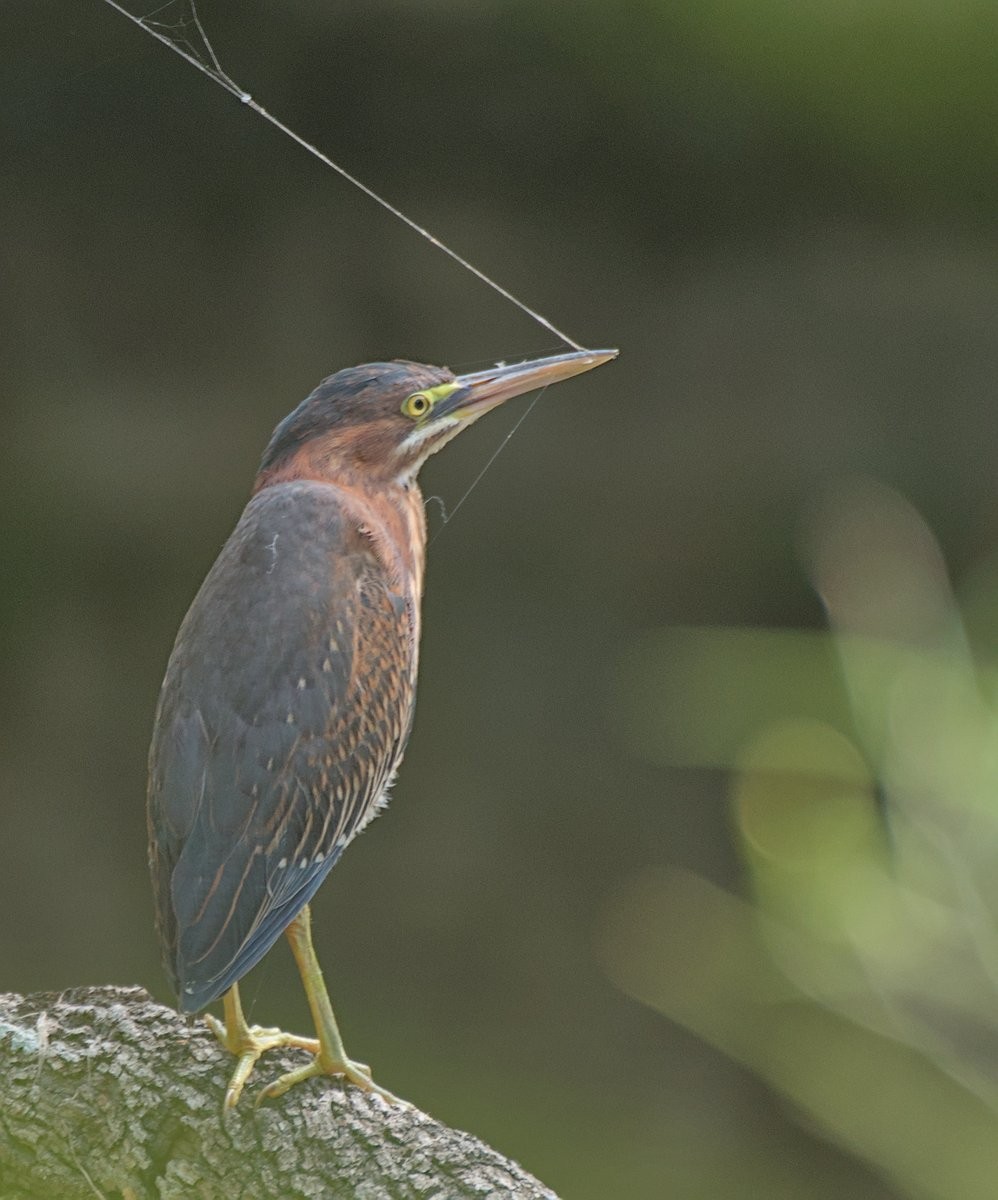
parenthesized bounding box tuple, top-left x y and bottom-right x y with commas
(0, 986, 560, 1200)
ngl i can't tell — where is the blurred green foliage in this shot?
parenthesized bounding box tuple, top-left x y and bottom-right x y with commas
(5, 1, 998, 1196)
(612, 482, 998, 1198)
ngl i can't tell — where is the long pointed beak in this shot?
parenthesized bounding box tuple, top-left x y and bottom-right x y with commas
(438, 348, 618, 422)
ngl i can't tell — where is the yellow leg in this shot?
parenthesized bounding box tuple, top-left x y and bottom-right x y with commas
(255, 903, 405, 1106)
(204, 980, 319, 1109)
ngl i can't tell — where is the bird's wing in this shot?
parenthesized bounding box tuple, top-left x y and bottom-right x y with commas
(147, 480, 415, 1011)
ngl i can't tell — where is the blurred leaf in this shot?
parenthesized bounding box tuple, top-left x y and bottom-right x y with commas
(617, 625, 852, 766)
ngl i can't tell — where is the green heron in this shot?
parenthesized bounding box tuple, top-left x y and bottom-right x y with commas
(148, 347, 617, 1108)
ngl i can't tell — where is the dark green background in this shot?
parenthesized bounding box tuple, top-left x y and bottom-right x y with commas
(4, 2, 998, 1196)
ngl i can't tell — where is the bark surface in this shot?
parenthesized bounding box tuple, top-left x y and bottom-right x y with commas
(0, 986, 559, 1200)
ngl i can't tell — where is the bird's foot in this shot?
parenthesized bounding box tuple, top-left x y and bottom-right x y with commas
(255, 1050, 408, 1108)
(204, 1012, 320, 1109)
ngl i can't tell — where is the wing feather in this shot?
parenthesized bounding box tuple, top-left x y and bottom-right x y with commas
(147, 480, 414, 1011)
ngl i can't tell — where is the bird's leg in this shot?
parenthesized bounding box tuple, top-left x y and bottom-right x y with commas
(256, 903, 406, 1106)
(204, 980, 319, 1109)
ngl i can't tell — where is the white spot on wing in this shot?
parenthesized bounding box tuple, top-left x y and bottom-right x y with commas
(265, 533, 279, 574)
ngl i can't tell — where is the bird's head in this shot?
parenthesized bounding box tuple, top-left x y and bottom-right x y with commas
(256, 349, 617, 489)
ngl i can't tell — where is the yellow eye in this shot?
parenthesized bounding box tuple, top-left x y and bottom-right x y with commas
(401, 391, 432, 420)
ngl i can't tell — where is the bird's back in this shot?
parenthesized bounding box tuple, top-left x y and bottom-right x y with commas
(148, 479, 418, 1011)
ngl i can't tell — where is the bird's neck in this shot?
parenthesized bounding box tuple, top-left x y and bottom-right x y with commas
(351, 477, 428, 606)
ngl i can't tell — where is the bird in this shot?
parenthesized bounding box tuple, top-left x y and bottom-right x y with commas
(147, 347, 618, 1108)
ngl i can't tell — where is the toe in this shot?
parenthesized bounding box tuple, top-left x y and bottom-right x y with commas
(224, 1050, 261, 1110)
(256, 1060, 318, 1105)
